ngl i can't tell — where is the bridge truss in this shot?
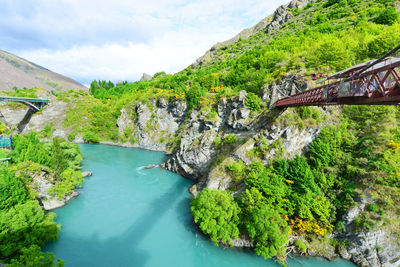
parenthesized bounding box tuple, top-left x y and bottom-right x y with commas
(275, 57, 400, 108)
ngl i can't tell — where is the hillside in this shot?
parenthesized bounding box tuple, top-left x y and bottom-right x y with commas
(0, 50, 87, 92)
(1, 0, 400, 266)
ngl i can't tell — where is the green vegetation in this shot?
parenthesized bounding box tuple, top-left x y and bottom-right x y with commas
(5, 87, 39, 98)
(374, 7, 399, 25)
(224, 134, 237, 145)
(191, 189, 240, 245)
(192, 104, 400, 260)
(245, 92, 262, 111)
(0, 133, 83, 266)
(3, 0, 398, 264)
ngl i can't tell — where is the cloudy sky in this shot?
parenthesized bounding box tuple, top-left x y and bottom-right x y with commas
(0, 0, 288, 85)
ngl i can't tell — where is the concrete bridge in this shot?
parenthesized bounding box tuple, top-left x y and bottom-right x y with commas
(0, 96, 50, 133)
(0, 96, 49, 112)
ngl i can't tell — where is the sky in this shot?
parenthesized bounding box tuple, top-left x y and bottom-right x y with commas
(0, 0, 289, 85)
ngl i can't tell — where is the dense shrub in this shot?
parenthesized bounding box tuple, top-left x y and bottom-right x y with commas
(245, 92, 262, 111)
(374, 7, 398, 25)
(224, 134, 237, 145)
(191, 189, 240, 244)
(0, 201, 59, 258)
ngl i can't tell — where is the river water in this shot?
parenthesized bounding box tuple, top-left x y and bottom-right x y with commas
(45, 144, 355, 267)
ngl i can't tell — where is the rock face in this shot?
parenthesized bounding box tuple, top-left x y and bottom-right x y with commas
(140, 73, 152, 81)
(269, 73, 308, 108)
(163, 90, 256, 180)
(24, 168, 72, 210)
(22, 100, 69, 137)
(17, 167, 89, 210)
(337, 203, 400, 267)
(341, 230, 400, 267)
(116, 99, 187, 151)
(0, 97, 70, 138)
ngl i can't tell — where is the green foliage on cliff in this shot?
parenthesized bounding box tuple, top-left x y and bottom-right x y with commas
(12, 133, 82, 174)
(191, 188, 240, 245)
(0, 169, 30, 210)
(240, 187, 290, 259)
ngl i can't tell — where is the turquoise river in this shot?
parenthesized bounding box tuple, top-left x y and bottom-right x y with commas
(45, 144, 355, 267)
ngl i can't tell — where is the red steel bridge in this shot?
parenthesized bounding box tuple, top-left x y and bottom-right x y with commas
(275, 57, 400, 108)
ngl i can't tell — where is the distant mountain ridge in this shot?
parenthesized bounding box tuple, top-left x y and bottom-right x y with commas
(0, 50, 87, 92)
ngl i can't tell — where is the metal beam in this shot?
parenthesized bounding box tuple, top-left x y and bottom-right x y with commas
(275, 58, 400, 108)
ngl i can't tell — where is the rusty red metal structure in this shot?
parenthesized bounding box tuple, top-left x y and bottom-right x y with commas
(275, 57, 400, 107)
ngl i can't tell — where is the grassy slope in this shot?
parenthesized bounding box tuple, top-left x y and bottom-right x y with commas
(0, 50, 87, 93)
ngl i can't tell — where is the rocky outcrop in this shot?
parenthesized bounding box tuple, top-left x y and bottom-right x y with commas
(341, 230, 400, 267)
(268, 73, 308, 108)
(42, 191, 79, 210)
(336, 202, 400, 267)
(82, 171, 92, 177)
(18, 166, 89, 210)
(162, 90, 256, 180)
(116, 98, 187, 151)
(140, 73, 152, 81)
(162, 89, 323, 193)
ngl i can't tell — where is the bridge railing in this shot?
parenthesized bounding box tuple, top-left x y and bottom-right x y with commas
(0, 96, 49, 103)
(275, 57, 400, 107)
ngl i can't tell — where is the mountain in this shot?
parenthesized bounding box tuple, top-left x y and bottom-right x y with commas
(0, 50, 87, 92)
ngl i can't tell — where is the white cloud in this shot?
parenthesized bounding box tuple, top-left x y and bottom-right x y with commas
(5, 0, 289, 83)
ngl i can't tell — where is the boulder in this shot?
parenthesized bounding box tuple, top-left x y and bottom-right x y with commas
(144, 164, 158, 169)
(140, 73, 152, 81)
(82, 171, 92, 177)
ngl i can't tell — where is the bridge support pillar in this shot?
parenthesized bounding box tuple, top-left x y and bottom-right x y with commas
(17, 108, 35, 133)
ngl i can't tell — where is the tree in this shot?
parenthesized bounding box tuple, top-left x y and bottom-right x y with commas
(51, 138, 68, 178)
(9, 245, 64, 267)
(191, 189, 240, 245)
(186, 82, 206, 110)
(0, 201, 59, 258)
(240, 188, 289, 259)
(374, 7, 398, 26)
(245, 92, 262, 111)
(0, 169, 30, 210)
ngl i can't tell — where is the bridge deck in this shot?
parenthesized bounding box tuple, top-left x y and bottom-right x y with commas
(0, 96, 49, 103)
(275, 57, 400, 107)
